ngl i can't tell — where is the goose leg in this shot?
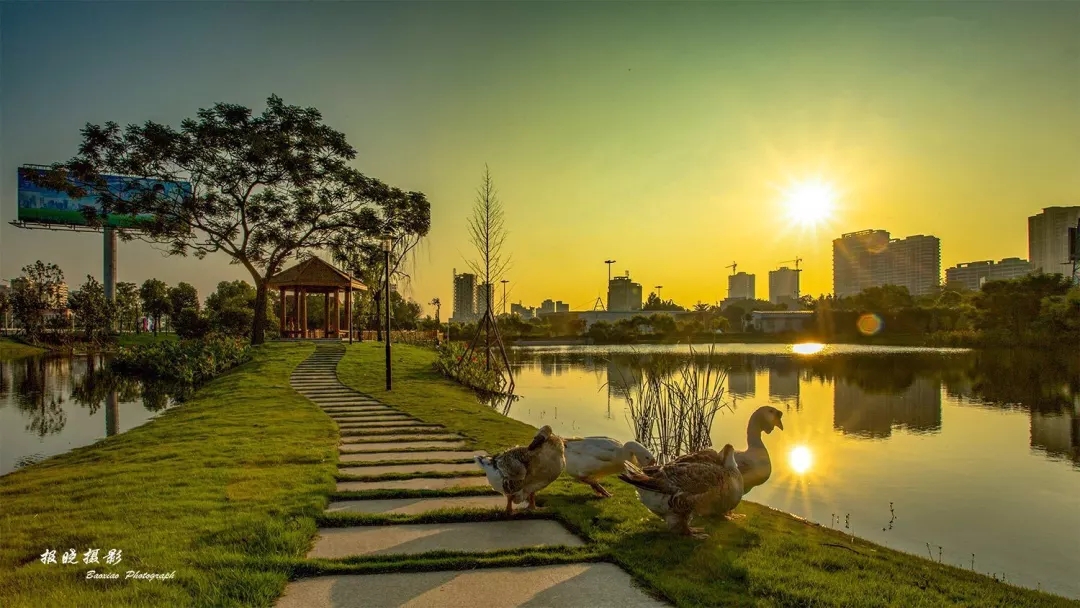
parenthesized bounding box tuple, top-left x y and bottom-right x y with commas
(527, 492, 538, 510)
(505, 495, 514, 516)
(587, 480, 612, 498)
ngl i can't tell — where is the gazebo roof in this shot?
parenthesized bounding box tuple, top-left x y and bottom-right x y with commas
(268, 256, 366, 291)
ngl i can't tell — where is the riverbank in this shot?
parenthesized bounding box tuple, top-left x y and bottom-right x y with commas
(510, 333, 941, 347)
(0, 342, 337, 607)
(337, 342, 1071, 607)
(0, 337, 46, 360)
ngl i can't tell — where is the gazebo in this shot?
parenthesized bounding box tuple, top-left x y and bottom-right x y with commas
(268, 257, 366, 341)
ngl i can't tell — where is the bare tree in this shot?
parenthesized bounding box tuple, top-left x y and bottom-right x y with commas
(460, 165, 513, 390)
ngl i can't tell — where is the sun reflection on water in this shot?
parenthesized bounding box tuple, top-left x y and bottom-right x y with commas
(791, 343, 825, 355)
(789, 445, 814, 474)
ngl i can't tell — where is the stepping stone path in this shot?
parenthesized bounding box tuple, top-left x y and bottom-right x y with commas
(278, 344, 668, 607)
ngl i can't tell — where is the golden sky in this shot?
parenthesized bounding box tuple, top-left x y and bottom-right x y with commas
(2, 2, 1078, 313)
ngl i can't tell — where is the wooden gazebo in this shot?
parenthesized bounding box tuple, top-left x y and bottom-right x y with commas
(269, 257, 366, 341)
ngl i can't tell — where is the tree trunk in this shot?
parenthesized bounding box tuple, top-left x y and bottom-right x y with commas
(153, 315, 159, 336)
(251, 280, 269, 345)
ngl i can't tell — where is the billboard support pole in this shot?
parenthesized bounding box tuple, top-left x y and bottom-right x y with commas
(104, 227, 117, 304)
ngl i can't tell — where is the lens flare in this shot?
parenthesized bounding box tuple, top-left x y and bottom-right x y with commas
(791, 342, 825, 355)
(789, 445, 813, 475)
(856, 313, 883, 336)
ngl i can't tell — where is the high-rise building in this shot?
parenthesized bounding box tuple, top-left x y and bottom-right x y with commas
(554, 301, 569, 313)
(727, 272, 755, 300)
(768, 267, 800, 306)
(607, 272, 643, 312)
(539, 299, 556, 315)
(451, 270, 476, 323)
(832, 230, 941, 297)
(1029, 206, 1080, 275)
(887, 235, 941, 297)
(945, 258, 1033, 291)
(474, 282, 494, 318)
(9, 277, 69, 309)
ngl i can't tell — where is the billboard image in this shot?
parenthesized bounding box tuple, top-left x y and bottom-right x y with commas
(17, 166, 191, 229)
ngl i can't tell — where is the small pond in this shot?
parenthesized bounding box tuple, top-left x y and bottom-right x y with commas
(1, 353, 178, 476)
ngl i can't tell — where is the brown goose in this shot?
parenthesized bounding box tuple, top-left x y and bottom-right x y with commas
(619, 444, 743, 538)
(476, 425, 565, 515)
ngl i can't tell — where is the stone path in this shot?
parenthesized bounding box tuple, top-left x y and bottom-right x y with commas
(278, 344, 668, 607)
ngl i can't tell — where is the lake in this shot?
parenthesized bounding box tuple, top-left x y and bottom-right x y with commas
(0, 354, 176, 476)
(504, 343, 1080, 599)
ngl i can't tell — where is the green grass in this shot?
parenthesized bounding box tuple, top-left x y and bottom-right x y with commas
(0, 342, 337, 608)
(0, 337, 45, 360)
(115, 332, 179, 348)
(336, 342, 1074, 608)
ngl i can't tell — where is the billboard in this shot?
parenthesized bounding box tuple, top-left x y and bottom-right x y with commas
(17, 166, 191, 229)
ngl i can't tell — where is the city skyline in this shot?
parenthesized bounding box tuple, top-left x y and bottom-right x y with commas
(2, 2, 1078, 315)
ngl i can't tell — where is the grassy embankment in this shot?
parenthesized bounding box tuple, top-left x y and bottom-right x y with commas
(332, 342, 1072, 608)
(0, 337, 46, 360)
(0, 342, 337, 608)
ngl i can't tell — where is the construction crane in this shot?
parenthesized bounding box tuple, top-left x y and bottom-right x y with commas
(778, 257, 803, 271)
(726, 262, 737, 276)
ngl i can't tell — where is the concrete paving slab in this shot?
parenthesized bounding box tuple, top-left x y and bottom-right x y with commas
(338, 450, 484, 463)
(326, 495, 507, 514)
(341, 428, 457, 437)
(340, 434, 465, 444)
(276, 563, 667, 608)
(337, 421, 441, 429)
(336, 476, 491, 492)
(339, 440, 468, 452)
(332, 416, 414, 424)
(338, 462, 479, 475)
(307, 520, 583, 559)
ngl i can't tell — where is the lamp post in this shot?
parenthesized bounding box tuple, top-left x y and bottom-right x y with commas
(500, 279, 509, 315)
(382, 236, 392, 391)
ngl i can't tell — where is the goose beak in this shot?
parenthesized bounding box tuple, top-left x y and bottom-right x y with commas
(776, 419, 784, 431)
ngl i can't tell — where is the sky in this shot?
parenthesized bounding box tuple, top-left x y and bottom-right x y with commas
(2, 2, 1078, 315)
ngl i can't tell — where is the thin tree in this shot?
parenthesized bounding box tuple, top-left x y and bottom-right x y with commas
(460, 165, 513, 390)
(29, 95, 424, 345)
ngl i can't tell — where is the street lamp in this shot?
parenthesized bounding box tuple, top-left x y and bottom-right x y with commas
(500, 279, 509, 315)
(382, 236, 392, 391)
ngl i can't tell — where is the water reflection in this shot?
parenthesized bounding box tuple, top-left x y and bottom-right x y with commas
(504, 344, 1080, 598)
(1, 354, 181, 475)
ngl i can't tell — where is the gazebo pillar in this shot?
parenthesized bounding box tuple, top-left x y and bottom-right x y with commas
(298, 288, 306, 338)
(274, 289, 282, 336)
(323, 292, 330, 338)
(292, 289, 300, 337)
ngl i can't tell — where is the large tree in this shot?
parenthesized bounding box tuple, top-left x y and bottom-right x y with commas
(30, 95, 425, 344)
(115, 282, 141, 333)
(69, 276, 114, 343)
(168, 282, 200, 319)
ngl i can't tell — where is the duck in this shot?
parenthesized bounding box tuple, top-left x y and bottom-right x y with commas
(475, 425, 565, 515)
(563, 437, 656, 498)
(647, 405, 784, 495)
(619, 444, 743, 538)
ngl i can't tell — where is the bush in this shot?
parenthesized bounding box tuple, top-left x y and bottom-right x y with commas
(173, 308, 211, 339)
(112, 334, 251, 387)
(432, 341, 508, 394)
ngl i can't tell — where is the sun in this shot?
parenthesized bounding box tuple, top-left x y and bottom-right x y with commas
(782, 178, 837, 227)
(789, 445, 814, 475)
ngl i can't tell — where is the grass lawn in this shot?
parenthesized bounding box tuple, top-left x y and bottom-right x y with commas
(115, 332, 179, 348)
(0, 342, 337, 608)
(0, 337, 46, 360)
(336, 342, 1072, 608)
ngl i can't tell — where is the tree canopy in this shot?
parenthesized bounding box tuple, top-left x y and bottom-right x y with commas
(30, 95, 429, 344)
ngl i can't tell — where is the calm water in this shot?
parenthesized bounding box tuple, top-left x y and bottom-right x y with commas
(505, 343, 1080, 599)
(0, 354, 176, 476)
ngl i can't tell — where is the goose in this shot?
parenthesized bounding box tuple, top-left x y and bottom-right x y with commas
(647, 405, 784, 495)
(619, 444, 743, 538)
(564, 437, 655, 497)
(475, 425, 565, 515)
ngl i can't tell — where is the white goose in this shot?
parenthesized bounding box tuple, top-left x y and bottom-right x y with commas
(564, 437, 656, 497)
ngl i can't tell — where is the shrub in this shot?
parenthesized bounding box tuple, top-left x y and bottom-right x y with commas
(112, 334, 251, 388)
(432, 340, 508, 394)
(173, 308, 211, 339)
